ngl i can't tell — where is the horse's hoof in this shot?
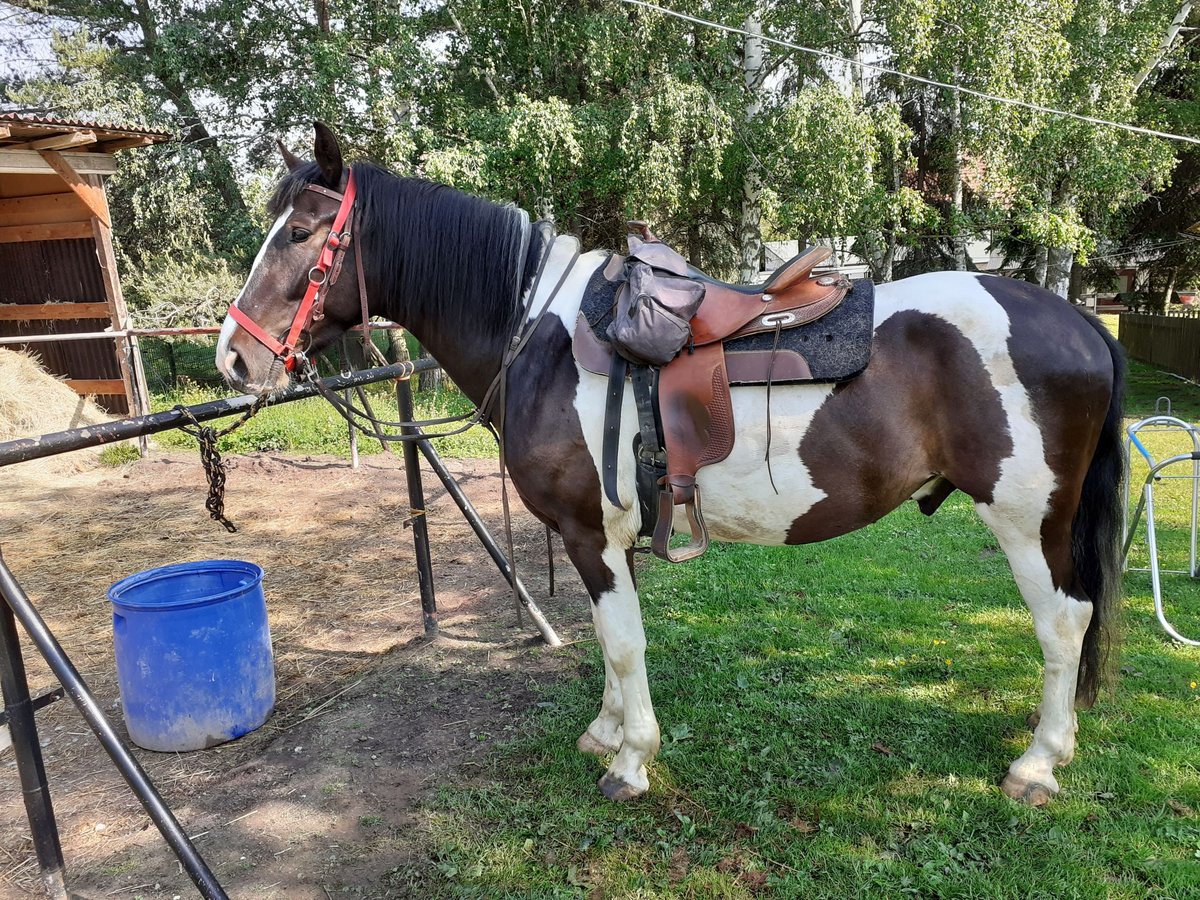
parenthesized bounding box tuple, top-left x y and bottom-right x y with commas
(1001, 773, 1056, 806)
(577, 731, 618, 756)
(1027, 709, 1041, 729)
(598, 772, 646, 801)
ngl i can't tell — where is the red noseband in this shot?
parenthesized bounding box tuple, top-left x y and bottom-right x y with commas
(228, 169, 359, 372)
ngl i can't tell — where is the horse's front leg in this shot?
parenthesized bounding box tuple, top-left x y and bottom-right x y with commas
(563, 536, 660, 800)
(577, 619, 624, 755)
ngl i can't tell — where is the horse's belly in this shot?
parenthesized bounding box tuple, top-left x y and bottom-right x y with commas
(681, 383, 845, 545)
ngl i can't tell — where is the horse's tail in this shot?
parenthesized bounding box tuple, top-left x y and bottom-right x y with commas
(1073, 311, 1126, 709)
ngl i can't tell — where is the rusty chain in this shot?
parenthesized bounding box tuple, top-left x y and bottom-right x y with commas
(173, 396, 267, 533)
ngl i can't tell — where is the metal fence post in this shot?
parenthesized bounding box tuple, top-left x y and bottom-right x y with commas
(395, 378, 438, 637)
(0, 593, 67, 900)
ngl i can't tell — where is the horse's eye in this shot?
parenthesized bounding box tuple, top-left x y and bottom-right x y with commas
(289, 227, 311, 243)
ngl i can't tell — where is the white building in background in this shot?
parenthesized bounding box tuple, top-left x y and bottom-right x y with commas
(761, 238, 1007, 281)
(761, 238, 1147, 311)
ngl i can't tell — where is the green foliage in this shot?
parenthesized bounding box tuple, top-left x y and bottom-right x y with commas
(149, 384, 496, 460)
(2, 0, 1196, 308)
(769, 83, 882, 238)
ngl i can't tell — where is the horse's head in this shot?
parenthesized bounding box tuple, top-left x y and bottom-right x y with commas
(216, 123, 363, 394)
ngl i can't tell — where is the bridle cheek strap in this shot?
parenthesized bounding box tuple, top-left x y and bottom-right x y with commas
(227, 169, 359, 372)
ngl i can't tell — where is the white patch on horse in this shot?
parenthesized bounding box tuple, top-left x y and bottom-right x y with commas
(873, 272, 1057, 518)
(216, 206, 292, 375)
(685, 383, 837, 544)
(529, 236, 606, 328)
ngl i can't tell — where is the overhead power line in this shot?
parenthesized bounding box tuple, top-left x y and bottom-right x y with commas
(621, 0, 1200, 147)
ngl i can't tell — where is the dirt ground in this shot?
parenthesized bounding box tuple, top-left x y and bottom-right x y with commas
(0, 450, 595, 899)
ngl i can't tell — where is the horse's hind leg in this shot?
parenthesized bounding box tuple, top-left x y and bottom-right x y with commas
(976, 503, 1091, 805)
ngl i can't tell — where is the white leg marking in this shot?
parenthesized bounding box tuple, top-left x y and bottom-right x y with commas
(591, 545, 659, 798)
(978, 503, 1090, 797)
(578, 604, 625, 755)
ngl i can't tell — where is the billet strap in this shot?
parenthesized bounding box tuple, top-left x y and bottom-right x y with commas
(602, 353, 629, 509)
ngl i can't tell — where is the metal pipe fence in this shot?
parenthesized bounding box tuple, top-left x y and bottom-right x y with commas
(1, 359, 561, 898)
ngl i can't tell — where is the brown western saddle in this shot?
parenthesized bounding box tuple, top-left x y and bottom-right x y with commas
(573, 223, 852, 562)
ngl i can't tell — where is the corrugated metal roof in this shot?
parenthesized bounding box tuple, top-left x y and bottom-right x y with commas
(0, 112, 172, 152)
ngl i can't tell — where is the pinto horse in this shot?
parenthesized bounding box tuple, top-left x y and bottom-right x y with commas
(216, 125, 1124, 806)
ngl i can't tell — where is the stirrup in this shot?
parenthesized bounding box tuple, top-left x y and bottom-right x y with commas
(651, 481, 710, 563)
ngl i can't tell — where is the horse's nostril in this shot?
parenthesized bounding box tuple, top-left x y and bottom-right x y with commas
(224, 351, 249, 382)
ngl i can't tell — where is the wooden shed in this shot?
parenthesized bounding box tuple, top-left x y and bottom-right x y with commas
(0, 113, 171, 415)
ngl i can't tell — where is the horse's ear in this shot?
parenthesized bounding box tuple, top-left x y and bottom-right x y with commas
(312, 122, 344, 187)
(277, 140, 302, 172)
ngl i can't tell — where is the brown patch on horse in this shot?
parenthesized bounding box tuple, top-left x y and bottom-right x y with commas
(787, 311, 1013, 544)
(978, 279, 1114, 597)
(504, 314, 616, 600)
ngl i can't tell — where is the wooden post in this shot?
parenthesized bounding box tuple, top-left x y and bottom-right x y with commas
(83, 172, 149, 440)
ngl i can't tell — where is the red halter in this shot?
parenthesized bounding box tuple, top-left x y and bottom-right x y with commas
(228, 169, 359, 371)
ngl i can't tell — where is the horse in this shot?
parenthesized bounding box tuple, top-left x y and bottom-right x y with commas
(216, 124, 1125, 807)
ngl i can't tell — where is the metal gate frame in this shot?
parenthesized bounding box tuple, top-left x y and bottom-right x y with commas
(0, 360, 560, 898)
(1122, 400, 1200, 647)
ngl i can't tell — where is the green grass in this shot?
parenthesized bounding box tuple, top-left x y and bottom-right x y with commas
(390, 363, 1200, 898)
(149, 383, 496, 459)
(142, 335, 497, 458)
(1126, 359, 1200, 424)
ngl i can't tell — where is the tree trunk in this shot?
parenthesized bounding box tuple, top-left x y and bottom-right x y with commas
(1133, 0, 1193, 90)
(418, 344, 442, 392)
(738, 11, 765, 284)
(882, 234, 896, 283)
(1068, 258, 1085, 305)
(848, 0, 867, 98)
(1046, 247, 1073, 299)
(1033, 246, 1049, 287)
(950, 80, 967, 272)
(687, 221, 702, 269)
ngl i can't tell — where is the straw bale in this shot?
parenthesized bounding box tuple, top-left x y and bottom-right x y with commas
(0, 349, 114, 475)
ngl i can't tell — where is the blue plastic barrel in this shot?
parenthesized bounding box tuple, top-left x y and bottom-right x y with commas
(108, 560, 275, 752)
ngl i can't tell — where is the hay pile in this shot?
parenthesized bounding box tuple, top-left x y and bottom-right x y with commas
(0, 349, 114, 474)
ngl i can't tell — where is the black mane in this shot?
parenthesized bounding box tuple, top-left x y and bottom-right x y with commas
(269, 161, 533, 342)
